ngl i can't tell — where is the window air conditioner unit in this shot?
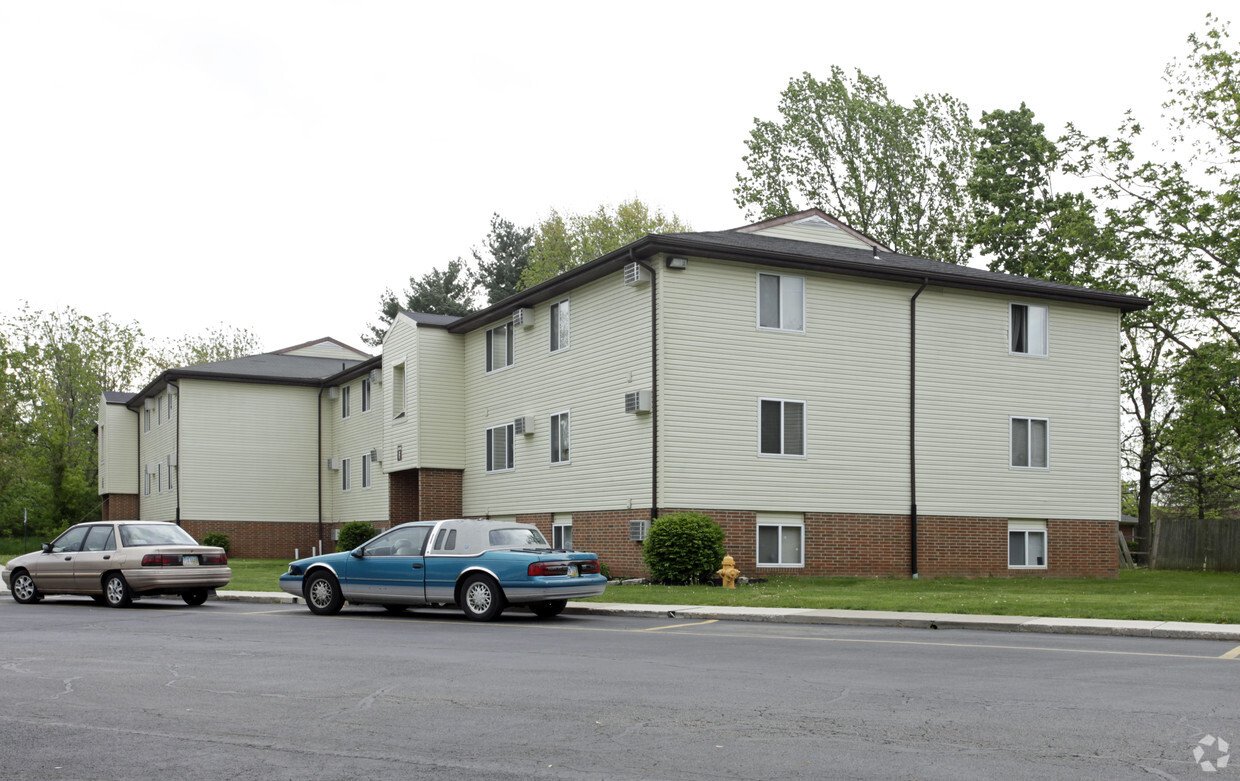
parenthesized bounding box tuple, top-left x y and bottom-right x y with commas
(624, 390, 651, 414)
(513, 308, 534, 328)
(629, 520, 649, 542)
(369, 369, 381, 385)
(144, 398, 156, 411)
(145, 462, 158, 475)
(513, 416, 534, 435)
(623, 262, 650, 286)
(326, 458, 340, 471)
(327, 387, 339, 399)
(370, 448, 382, 462)
(167, 453, 178, 467)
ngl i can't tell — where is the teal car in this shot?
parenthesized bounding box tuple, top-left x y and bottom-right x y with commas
(279, 518, 606, 621)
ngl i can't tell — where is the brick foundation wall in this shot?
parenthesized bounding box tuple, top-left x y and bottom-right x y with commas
(389, 470, 419, 525)
(419, 468, 463, 520)
(180, 520, 328, 560)
(524, 508, 1117, 580)
(101, 493, 140, 521)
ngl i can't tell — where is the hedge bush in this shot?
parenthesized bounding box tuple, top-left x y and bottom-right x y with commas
(201, 532, 230, 554)
(642, 512, 727, 584)
(336, 521, 377, 552)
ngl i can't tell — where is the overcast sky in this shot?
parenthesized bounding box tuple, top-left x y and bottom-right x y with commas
(0, 1, 1223, 360)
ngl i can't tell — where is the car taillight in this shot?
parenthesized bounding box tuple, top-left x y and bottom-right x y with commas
(578, 560, 600, 575)
(201, 553, 227, 565)
(528, 561, 571, 577)
(141, 554, 183, 566)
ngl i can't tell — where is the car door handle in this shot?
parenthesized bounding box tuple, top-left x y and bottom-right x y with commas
(102, 555, 111, 560)
(64, 556, 73, 561)
(411, 563, 423, 569)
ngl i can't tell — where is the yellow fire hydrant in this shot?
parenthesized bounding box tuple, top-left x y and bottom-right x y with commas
(717, 554, 741, 588)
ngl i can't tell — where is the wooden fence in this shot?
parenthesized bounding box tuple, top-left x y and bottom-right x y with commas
(1151, 518, 1240, 572)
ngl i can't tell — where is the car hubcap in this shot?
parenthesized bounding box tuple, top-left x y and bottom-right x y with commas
(466, 583, 491, 613)
(14, 575, 34, 601)
(310, 579, 332, 608)
(106, 578, 124, 604)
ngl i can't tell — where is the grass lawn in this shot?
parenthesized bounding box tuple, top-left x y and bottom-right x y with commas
(4, 553, 1236, 624)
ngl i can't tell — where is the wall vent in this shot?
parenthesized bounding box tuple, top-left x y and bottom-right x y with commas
(623, 262, 650, 285)
(624, 390, 651, 414)
(628, 520, 649, 541)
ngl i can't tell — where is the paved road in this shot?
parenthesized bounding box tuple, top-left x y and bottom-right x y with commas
(2, 597, 1237, 780)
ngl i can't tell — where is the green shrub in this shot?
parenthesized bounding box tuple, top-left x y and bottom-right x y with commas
(336, 521, 377, 551)
(599, 561, 611, 580)
(642, 512, 727, 585)
(202, 532, 230, 554)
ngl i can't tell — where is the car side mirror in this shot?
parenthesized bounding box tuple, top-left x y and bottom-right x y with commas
(41, 542, 52, 553)
(351, 548, 365, 559)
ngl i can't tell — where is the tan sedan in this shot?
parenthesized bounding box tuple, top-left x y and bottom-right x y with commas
(2, 521, 231, 607)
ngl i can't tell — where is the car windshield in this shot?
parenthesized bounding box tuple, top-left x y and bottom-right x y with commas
(119, 524, 199, 547)
(488, 527, 548, 548)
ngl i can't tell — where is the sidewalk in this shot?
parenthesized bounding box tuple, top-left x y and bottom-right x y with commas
(210, 589, 1240, 642)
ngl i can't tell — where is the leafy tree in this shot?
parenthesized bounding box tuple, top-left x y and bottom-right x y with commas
(364, 258, 477, 346)
(473, 213, 533, 306)
(734, 67, 976, 264)
(519, 199, 690, 288)
(1160, 342, 1240, 519)
(149, 324, 262, 374)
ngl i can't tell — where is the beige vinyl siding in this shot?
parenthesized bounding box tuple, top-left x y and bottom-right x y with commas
(916, 289, 1121, 520)
(97, 398, 138, 496)
(659, 258, 909, 512)
(416, 328, 465, 468)
(178, 380, 319, 522)
(382, 315, 419, 471)
(325, 375, 387, 523)
(282, 342, 370, 360)
(139, 390, 180, 521)
(752, 223, 874, 250)
(462, 270, 652, 516)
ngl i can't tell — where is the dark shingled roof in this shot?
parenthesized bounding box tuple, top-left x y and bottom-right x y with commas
(126, 352, 367, 410)
(103, 391, 136, 404)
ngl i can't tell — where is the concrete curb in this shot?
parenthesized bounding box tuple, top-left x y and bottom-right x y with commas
(5, 585, 1240, 642)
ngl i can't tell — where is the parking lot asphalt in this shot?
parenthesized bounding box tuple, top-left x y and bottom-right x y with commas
(207, 588, 1240, 642)
(3, 581, 1237, 641)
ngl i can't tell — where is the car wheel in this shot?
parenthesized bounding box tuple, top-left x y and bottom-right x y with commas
(10, 570, 41, 604)
(381, 604, 408, 614)
(103, 573, 132, 608)
(304, 571, 344, 615)
(460, 574, 505, 621)
(530, 599, 567, 619)
(182, 589, 209, 606)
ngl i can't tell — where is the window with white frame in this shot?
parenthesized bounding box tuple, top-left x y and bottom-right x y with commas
(341, 458, 351, 491)
(760, 398, 805, 456)
(341, 385, 351, 419)
(167, 392, 175, 419)
(486, 322, 514, 372)
(361, 377, 371, 413)
(144, 468, 151, 496)
(392, 364, 406, 420)
(550, 298, 570, 352)
(157, 395, 163, 426)
(361, 453, 371, 489)
(553, 521, 573, 550)
(167, 456, 174, 491)
(1010, 303, 1048, 357)
(758, 272, 805, 332)
(757, 522, 803, 566)
(486, 423, 514, 472)
(156, 462, 163, 493)
(1008, 521, 1047, 568)
(550, 411, 570, 464)
(1011, 417, 1049, 468)
(144, 408, 151, 433)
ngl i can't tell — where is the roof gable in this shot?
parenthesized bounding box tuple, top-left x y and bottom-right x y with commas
(273, 337, 371, 360)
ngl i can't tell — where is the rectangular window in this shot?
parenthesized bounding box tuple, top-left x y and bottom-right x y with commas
(361, 377, 371, 413)
(167, 456, 174, 491)
(167, 392, 175, 419)
(144, 408, 151, 433)
(1010, 303, 1048, 356)
(157, 395, 163, 426)
(760, 398, 805, 456)
(550, 411, 570, 464)
(341, 458, 351, 491)
(361, 453, 371, 489)
(553, 523, 573, 550)
(392, 364, 406, 420)
(486, 424, 515, 472)
(485, 322, 514, 372)
(144, 469, 151, 496)
(156, 462, 163, 493)
(758, 273, 805, 332)
(1009, 522, 1047, 568)
(341, 385, 351, 419)
(757, 523, 803, 566)
(550, 298, 570, 352)
(1011, 417, 1049, 468)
